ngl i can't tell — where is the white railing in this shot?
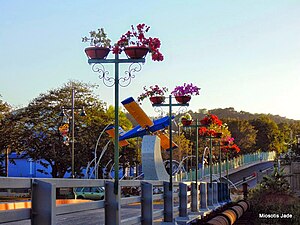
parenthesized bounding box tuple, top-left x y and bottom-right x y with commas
(0, 178, 230, 225)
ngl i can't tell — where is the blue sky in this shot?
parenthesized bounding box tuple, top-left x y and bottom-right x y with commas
(1, 0, 300, 119)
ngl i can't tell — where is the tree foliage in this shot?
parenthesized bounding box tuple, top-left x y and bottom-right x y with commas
(3, 81, 133, 178)
(0, 95, 11, 175)
(250, 115, 281, 153)
(224, 118, 257, 153)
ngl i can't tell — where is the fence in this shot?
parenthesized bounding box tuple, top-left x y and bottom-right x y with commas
(178, 151, 276, 181)
(0, 178, 230, 225)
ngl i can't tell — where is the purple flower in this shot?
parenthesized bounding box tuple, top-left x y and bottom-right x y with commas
(171, 83, 201, 96)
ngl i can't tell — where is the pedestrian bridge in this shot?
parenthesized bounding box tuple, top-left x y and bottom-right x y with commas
(0, 152, 275, 225)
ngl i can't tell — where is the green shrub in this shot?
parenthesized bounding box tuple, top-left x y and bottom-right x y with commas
(249, 167, 300, 224)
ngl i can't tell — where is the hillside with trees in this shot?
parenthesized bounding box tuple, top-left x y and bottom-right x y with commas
(125, 107, 300, 157)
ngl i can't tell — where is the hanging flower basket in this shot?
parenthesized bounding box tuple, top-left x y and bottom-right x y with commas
(175, 95, 191, 104)
(149, 96, 165, 104)
(124, 46, 149, 59)
(181, 118, 192, 126)
(82, 28, 111, 59)
(85, 47, 110, 59)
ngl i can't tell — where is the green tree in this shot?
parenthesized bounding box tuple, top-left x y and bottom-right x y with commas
(251, 115, 281, 154)
(0, 95, 11, 176)
(8, 81, 132, 178)
(224, 119, 257, 154)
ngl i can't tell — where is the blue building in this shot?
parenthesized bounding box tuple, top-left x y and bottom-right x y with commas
(1, 152, 66, 178)
(1, 152, 140, 179)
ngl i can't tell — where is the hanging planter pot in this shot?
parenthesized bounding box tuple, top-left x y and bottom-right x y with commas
(124, 46, 149, 59)
(175, 95, 191, 104)
(85, 47, 110, 59)
(150, 96, 165, 104)
(181, 118, 192, 126)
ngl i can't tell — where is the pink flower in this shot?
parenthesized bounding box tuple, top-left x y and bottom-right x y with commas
(171, 83, 201, 96)
(137, 85, 168, 102)
(112, 23, 164, 61)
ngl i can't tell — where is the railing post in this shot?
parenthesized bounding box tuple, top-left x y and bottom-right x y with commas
(191, 182, 199, 212)
(200, 182, 209, 212)
(105, 181, 120, 225)
(31, 179, 56, 225)
(141, 182, 153, 225)
(178, 183, 188, 218)
(163, 181, 174, 222)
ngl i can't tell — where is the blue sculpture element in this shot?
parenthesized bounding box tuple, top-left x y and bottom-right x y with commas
(119, 115, 174, 140)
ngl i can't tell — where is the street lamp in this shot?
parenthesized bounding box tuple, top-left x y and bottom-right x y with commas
(59, 87, 86, 178)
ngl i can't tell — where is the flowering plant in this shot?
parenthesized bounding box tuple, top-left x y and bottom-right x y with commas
(222, 144, 240, 153)
(229, 144, 240, 153)
(137, 85, 168, 102)
(112, 23, 164, 61)
(171, 83, 200, 97)
(200, 114, 222, 127)
(82, 28, 111, 47)
(198, 127, 217, 137)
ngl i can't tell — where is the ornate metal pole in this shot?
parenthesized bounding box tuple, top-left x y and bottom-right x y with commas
(182, 119, 200, 211)
(113, 53, 120, 194)
(219, 141, 221, 181)
(168, 95, 173, 191)
(71, 88, 75, 178)
(195, 119, 199, 188)
(88, 56, 145, 195)
(226, 152, 229, 179)
(152, 95, 189, 222)
(209, 136, 213, 184)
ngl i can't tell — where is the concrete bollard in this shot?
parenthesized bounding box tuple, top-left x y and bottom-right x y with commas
(191, 182, 199, 212)
(217, 182, 222, 204)
(212, 182, 220, 208)
(218, 183, 224, 205)
(225, 183, 231, 202)
(200, 182, 209, 212)
(207, 183, 214, 209)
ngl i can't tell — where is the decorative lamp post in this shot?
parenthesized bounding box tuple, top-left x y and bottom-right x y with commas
(153, 95, 189, 189)
(218, 140, 222, 181)
(59, 87, 86, 178)
(88, 54, 145, 192)
(182, 118, 200, 211)
(152, 95, 189, 221)
(84, 23, 163, 196)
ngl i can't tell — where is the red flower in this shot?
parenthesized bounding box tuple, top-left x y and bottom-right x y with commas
(229, 144, 240, 153)
(199, 127, 208, 136)
(198, 127, 217, 137)
(200, 114, 222, 127)
(112, 23, 164, 61)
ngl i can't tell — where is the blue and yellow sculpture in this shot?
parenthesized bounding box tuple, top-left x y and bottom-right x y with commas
(106, 97, 177, 180)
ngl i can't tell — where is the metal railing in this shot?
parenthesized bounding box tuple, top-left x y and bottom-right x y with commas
(0, 178, 230, 225)
(177, 151, 276, 181)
